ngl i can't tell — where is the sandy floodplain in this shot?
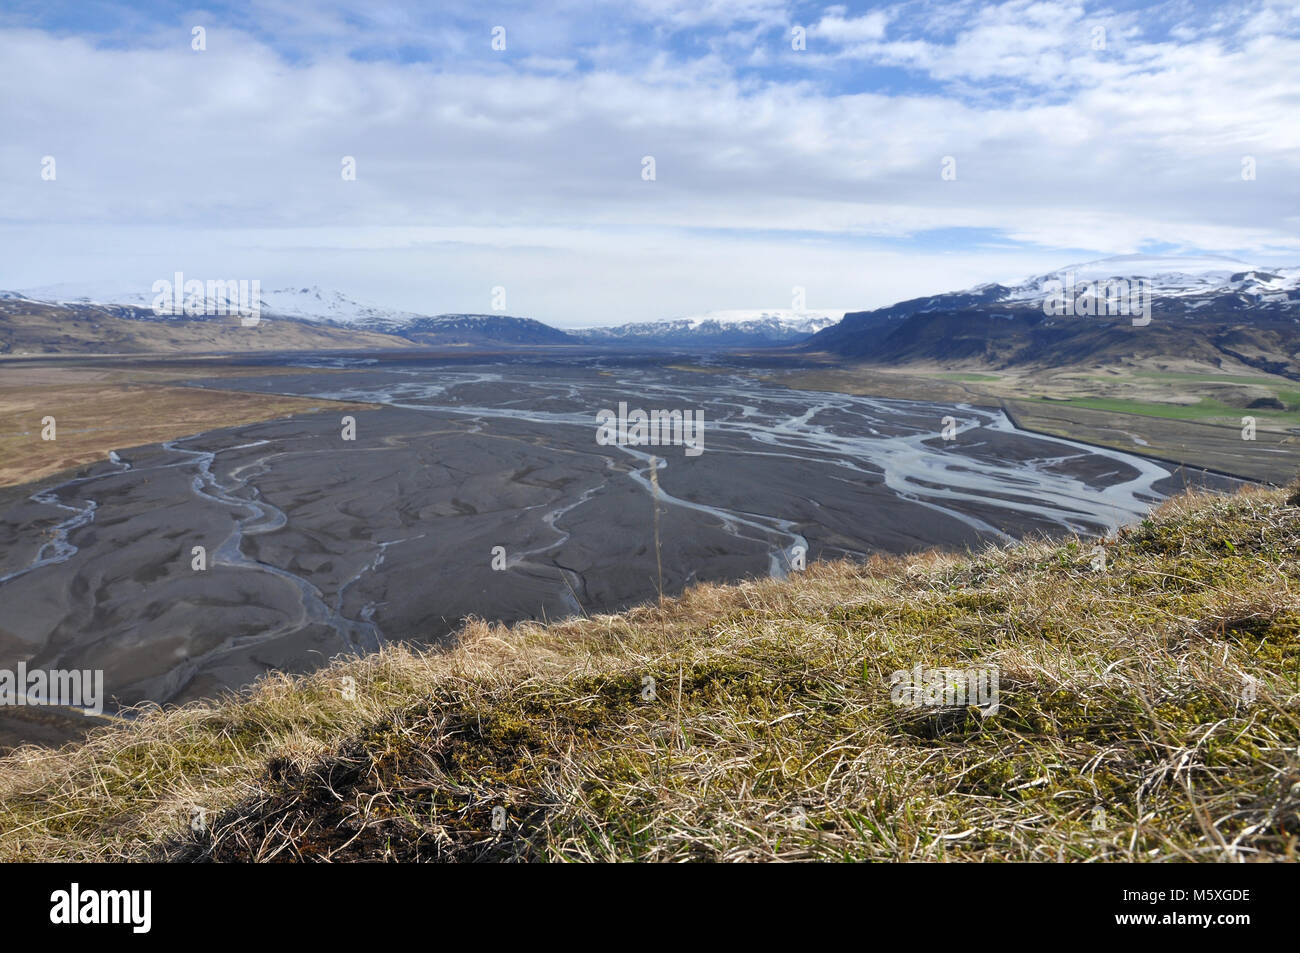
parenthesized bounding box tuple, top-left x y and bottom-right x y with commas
(0, 356, 1240, 745)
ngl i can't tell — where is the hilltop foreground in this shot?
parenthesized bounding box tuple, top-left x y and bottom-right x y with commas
(1, 486, 1298, 862)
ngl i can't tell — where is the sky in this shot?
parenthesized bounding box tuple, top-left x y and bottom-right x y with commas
(1, 0, 1298, 326)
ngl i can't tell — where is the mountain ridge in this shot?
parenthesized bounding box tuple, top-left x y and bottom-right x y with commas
(806, 254, 1300, 377)
(8, 254, 1300, 361)
(0, 287, 845, 353)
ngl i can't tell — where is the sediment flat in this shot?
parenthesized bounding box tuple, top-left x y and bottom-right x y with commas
(0, 356, 1240, 746)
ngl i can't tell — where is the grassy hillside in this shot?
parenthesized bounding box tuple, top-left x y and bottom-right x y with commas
(0, 300, 415, 355)
(1, 486, 1298, 862)
(809, 302, 1300, 381)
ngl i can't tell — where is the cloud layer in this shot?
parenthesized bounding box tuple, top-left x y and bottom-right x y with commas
(1, 0, 1297, 324)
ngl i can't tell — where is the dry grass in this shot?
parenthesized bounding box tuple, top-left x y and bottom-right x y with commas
(0, 368, 375, 487)
(1, 486, 1298, 862)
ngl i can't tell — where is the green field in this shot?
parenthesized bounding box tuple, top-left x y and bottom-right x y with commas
(1040, 395, 1300, 428)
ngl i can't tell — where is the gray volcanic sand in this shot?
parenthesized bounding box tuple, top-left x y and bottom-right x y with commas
(0, 357, 1240, 742)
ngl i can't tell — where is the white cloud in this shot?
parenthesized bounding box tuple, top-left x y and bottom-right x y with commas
(0, 1, 1297, 323)
(812, 10, 892, 43)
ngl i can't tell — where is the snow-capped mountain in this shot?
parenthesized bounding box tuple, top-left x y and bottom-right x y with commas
(1002, 255, 1300, 308)
(815, 255, 1300, 334)
(11, 283, 427, 328)
(254, 287, 427, 327)
(15, 255, 1297, 366)
(576, 309, 844, 346)
(6, 284, 845, 346)
(1, 283, 581, 348)
(806, 253, 1300, 372)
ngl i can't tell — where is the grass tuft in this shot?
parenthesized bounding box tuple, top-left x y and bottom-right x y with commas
(2, 485, 1298, 862)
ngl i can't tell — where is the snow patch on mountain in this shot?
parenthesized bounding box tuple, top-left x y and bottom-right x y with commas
(676, 309, 845, 332)
(1002, 255, 1300, 304)
(578, 309, 845, 343)
(9, 283, 427, 327)
(13, 282, 150, 307)
(256, 287, 427, 326)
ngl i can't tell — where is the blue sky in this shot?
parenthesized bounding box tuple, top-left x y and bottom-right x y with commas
(1, 0, 1297, 324)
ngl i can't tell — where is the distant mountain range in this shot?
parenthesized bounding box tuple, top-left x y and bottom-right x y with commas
(0, 284, 845, 353)
(400, 314, 578, 346)
(805, 255, 1300, 378)
(5, 256, 1299, 370)
(572, 310, 843, 346)
(2, 285, 576, 347)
